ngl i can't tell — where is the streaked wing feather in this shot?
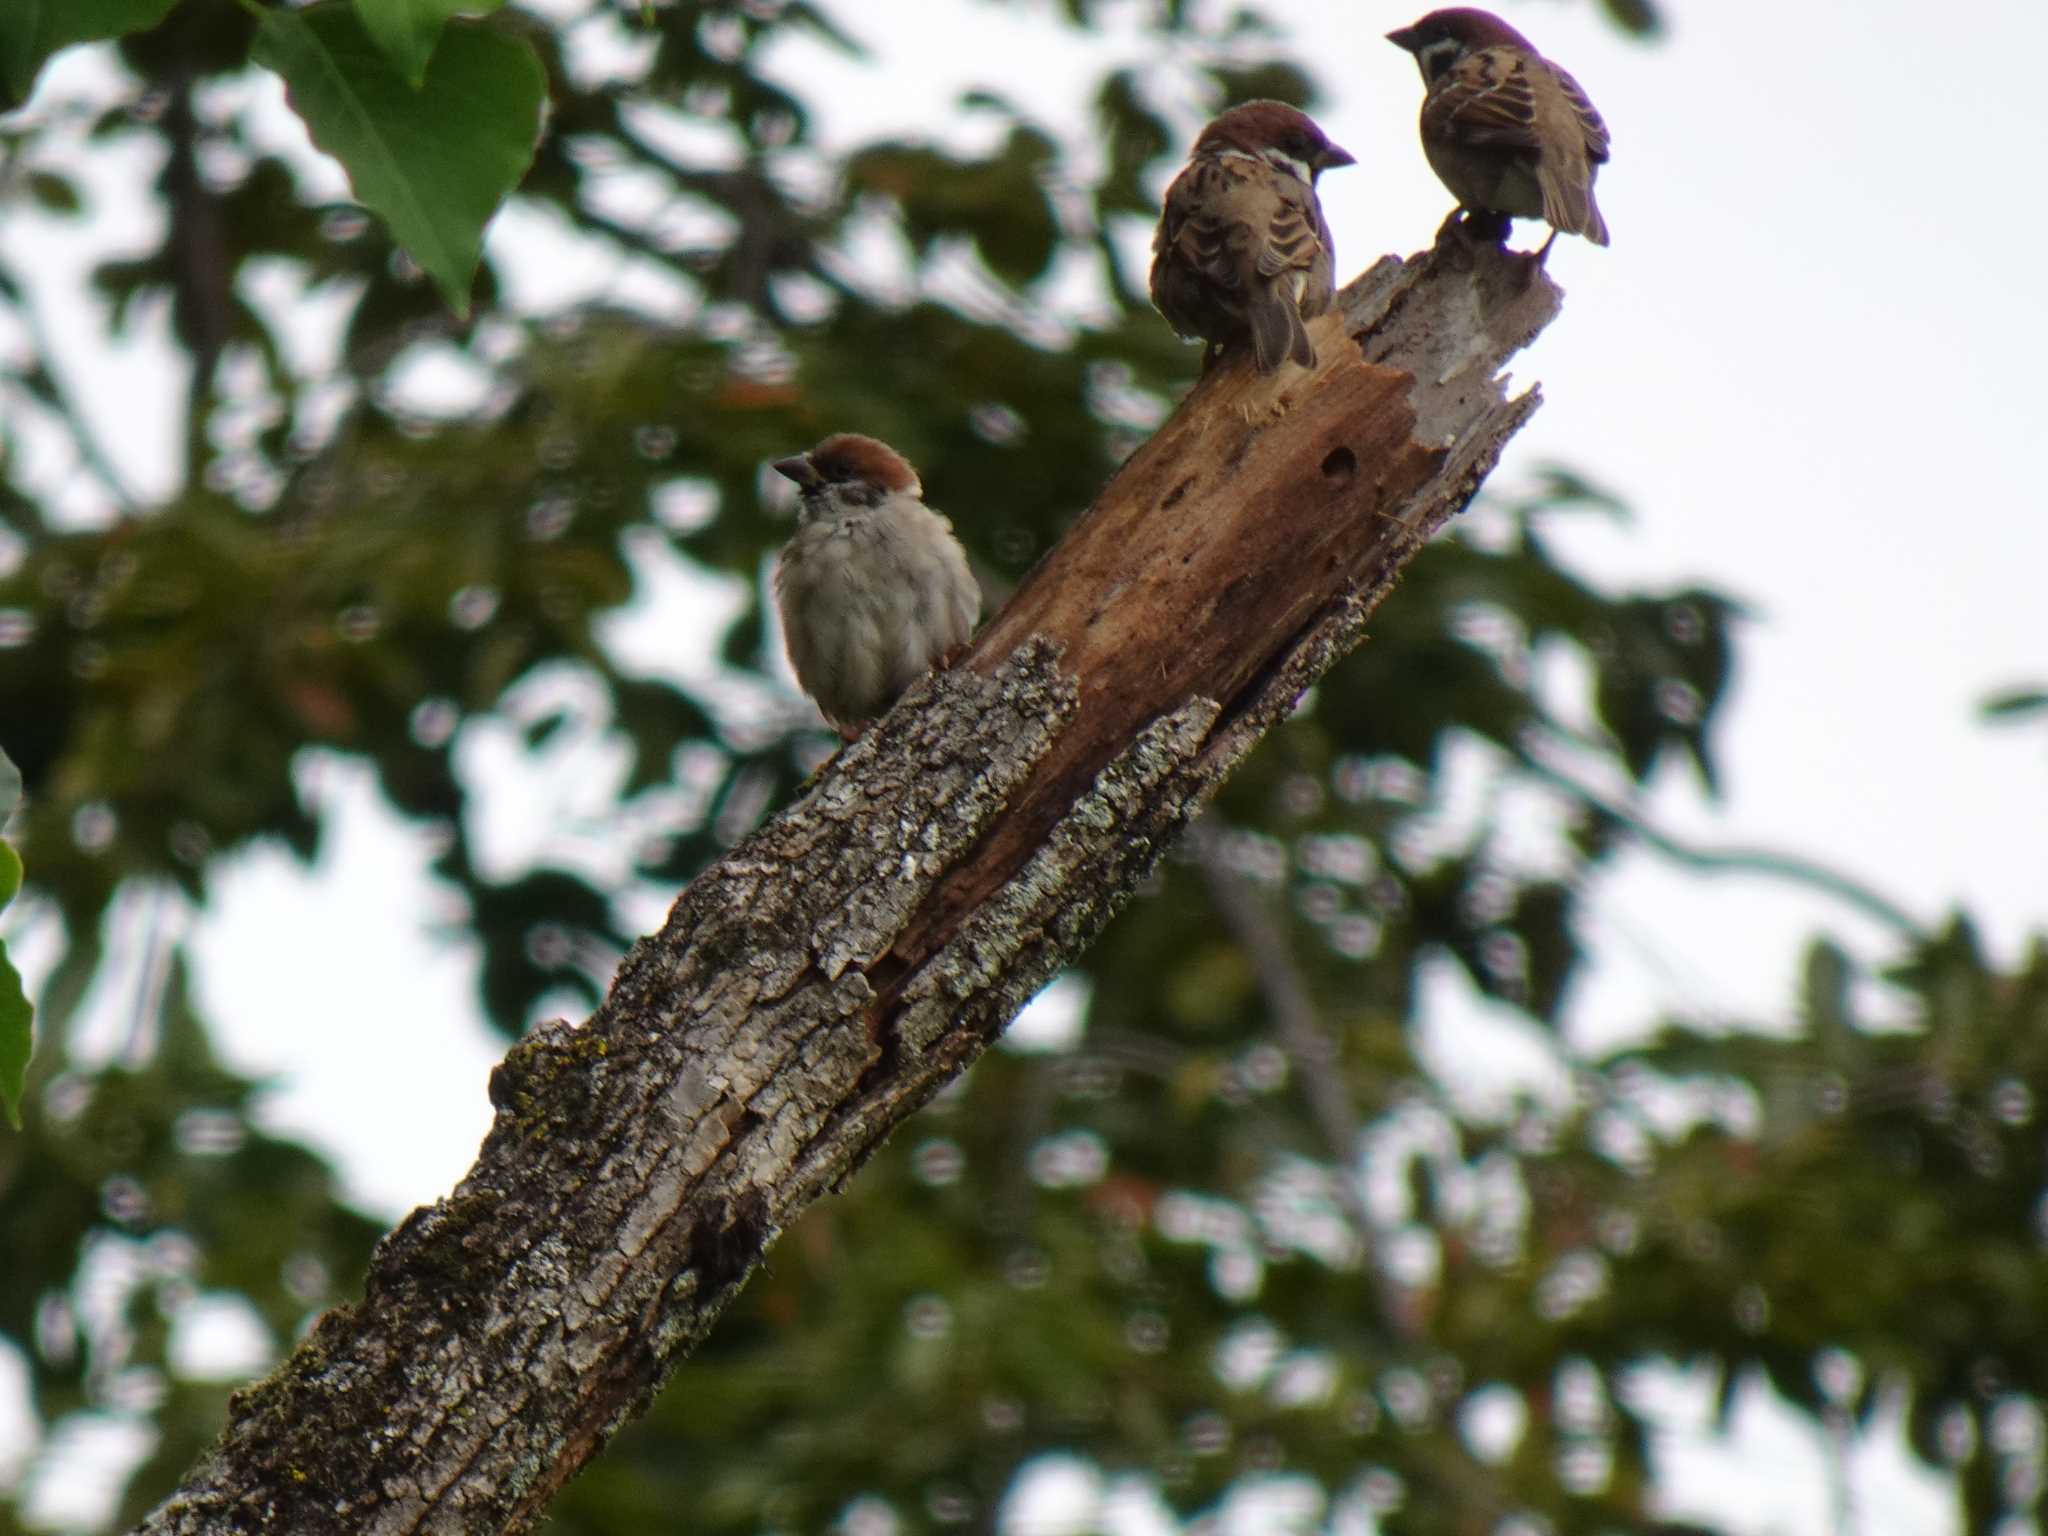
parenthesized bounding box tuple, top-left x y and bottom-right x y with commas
(1151, 150, 1332, 367)
(1426, 46, 1542, 150)
(1160, 160, 1254, 295)
(1253, 192, 1323, 279)
(1162, 157, 1323, 293)
(1553, 64, 1612, 162)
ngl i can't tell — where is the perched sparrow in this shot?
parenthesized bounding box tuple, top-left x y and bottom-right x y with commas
(1387, 8, 1611, 249)
(771, 434, 980, 740)
(1150, 99, 1356, 373)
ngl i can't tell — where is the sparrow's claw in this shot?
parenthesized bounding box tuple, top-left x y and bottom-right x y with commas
(1459, 206, 1513, 244)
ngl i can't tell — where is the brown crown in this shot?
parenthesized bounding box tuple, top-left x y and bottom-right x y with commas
(778, 433, 922, 496)
(1387, 8, 1537, 54)
(1192, 100, 1355, 174)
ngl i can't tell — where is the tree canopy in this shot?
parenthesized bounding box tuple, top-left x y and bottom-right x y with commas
(2, 2, 2044, 1533)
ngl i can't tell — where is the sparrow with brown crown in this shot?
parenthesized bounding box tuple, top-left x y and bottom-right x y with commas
(772, 434, 981, 740)
(1149, 99, 1356, 374)
(1386, 8, 1610, 252)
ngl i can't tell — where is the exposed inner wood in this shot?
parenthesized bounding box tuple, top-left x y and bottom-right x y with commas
(884, 242, 1554, 987)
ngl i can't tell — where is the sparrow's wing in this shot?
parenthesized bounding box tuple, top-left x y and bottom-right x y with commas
(1423, 45, 1544, 151)
(1155, 156, 1322, 368)
(1156, 158, 1264, 292)
(1536, 62, 1610, 242)
(1550, 63, 1611, 163)
(1430, 44, 1611, 244)
(1220, 163, 1324, 368)
(1251, 181, 1329, 283)
(1428, 46, 1610, 164)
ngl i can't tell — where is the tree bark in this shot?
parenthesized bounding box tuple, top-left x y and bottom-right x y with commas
(135, 234, 1561, 1535)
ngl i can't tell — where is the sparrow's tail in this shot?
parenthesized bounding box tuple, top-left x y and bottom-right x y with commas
(1540, 166, 1610, 246)
(1247, 291, 1315, 373)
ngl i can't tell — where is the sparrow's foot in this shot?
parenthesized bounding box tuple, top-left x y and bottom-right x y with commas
(1461, 207, 1513, 244)
(1431, 207, 1502, 272)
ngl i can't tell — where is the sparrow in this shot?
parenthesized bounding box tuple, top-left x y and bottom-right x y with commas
(1149, 99, 1356, 373)
(771, 433, 981, 740)
(1386, 8, 1611, 250)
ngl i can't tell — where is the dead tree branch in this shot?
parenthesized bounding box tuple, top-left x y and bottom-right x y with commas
(136, 234, 1561, 1536)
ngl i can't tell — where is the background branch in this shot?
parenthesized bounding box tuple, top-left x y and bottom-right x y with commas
(1191, 811, 1374, 1236)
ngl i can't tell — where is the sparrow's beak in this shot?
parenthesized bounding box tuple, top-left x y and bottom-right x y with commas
(772, 453, 818, 489)
(1321, 141, 1358, 171)
(1385, 25, 1421, 52)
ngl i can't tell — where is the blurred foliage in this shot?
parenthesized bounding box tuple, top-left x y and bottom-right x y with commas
(0, 2, 2035, 1535)
(1984, 684, 2048, 738)
(0, 745, 26, 1127)
(0, 0, 183, 109)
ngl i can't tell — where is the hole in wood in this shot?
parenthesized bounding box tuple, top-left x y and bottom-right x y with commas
(1320, 447, 1357, 485)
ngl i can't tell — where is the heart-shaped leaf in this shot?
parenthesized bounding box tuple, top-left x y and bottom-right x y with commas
(255, 2, 544, 316)
(353, 0, 507, 89)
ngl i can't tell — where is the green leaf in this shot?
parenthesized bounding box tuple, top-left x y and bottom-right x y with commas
(1524, 463, 1631, 521)
(846, 124, 1061, 286)
(27, 170, 83, 214)
(1981, 687, 2048, 722)
(0, 744, 18, 825)
(1801, 938, 1854, 1056)
(0, 951, 26, 1129)
(0, 841, 27, 1131)
(1205, 61, 1314, 110)
(353, 0, 507, 89)
(253, 2, 544, 316)
(0, 0, 181, 109)
(1597, 0, 1665, 38)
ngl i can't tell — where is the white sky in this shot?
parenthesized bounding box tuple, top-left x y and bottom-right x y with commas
(5, 0, 2044, 1531)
